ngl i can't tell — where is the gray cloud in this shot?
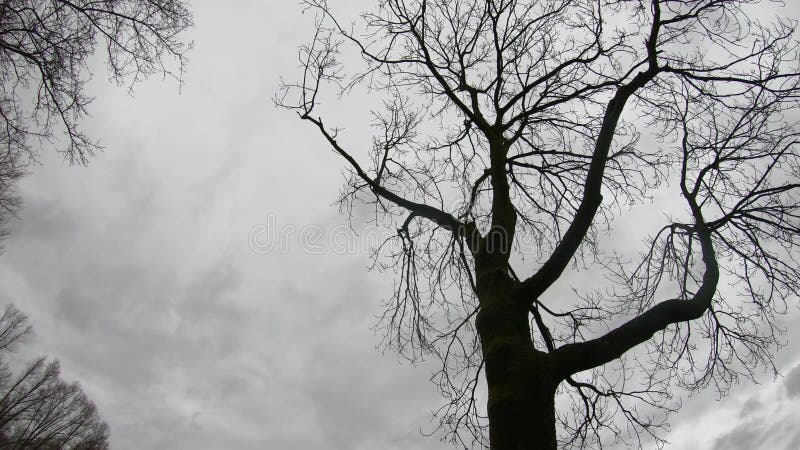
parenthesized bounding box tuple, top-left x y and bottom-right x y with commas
(712, 419, 767, 450)
(705, 358, 800, 450)
(712, 417, 800, 450)
(738, 397, 764, 418)
(785, 363, 800, 399)
(786, 431, 800, 450)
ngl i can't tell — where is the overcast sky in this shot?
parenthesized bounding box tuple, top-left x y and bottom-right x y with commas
(0, 1, 799, 449)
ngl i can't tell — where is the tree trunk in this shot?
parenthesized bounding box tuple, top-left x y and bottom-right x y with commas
(476, 284, 558, 450)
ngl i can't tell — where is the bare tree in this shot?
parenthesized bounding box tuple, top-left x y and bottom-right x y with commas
(0, 305, 108, 449)
(0, 115, 24, 248)
(279, 0, 800, 448)
(0, 0, 193, 245)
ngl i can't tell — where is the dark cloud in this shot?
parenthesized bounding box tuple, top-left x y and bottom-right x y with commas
(711, 417, 800, 450)
(786, 431, 800, 450)
(712, 419, 766, 450)
(739, 397, 764, 418)
(785, 363, 800, 399)
(707, 365, 800, 450)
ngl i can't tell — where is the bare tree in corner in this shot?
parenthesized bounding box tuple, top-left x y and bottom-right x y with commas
(0, 305, 109, 449)
(0, 0, 193, 244)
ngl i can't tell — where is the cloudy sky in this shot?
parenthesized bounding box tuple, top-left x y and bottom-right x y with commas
(0, 1, 799, 449)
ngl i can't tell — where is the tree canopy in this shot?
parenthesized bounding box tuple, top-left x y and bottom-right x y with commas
(280, 0, 800, 448)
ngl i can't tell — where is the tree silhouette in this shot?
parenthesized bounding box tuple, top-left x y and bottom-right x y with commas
(279, 0, 800, 448)
(0, 0, 193, 243)
(0, 305, 109, 449)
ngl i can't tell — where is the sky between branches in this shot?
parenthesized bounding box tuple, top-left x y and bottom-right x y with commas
(0, 1, 799, 449)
